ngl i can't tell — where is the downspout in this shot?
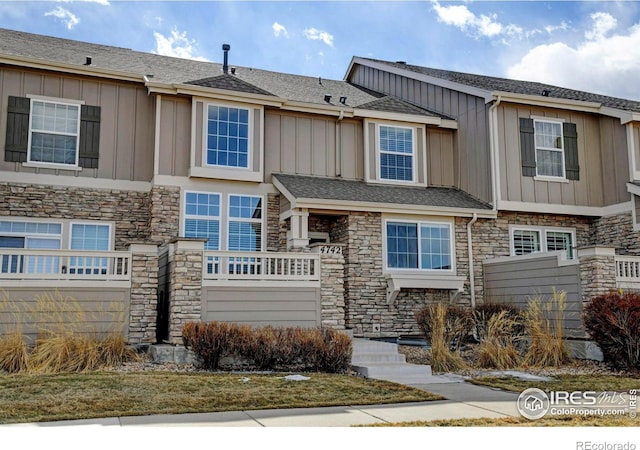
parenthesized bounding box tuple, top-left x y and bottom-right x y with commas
(467, 213, 478, 308)
(336, 109, 344, 177)
(489, 95, 502, 212)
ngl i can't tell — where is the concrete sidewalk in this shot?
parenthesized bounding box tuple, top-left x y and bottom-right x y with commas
(3, 382, 521, 427)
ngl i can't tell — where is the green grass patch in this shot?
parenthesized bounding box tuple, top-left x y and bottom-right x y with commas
(0, 371, 442, 424)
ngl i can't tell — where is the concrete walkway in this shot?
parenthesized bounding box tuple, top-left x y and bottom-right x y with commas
(3, 381, 521, 427)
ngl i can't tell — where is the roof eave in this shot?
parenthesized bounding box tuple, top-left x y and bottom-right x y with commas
(0, 52, 144, 83)
(353, 108, 457, 128)
(145, 82, 286, 106)
(491, 91, 602, 112)
(280, 100, 356, 117)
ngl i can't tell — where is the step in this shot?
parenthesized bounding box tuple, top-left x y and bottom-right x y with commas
(352, 362, 433, 378)
(352, 340, 400, 354)
(350, 352, 407, 364)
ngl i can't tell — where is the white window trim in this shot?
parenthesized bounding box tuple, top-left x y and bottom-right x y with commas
(182, 190, 222, 250)
(533, 118, 566, 180)
(509, 225, 576, 259)
(376, 123, 416, 184)
(26, 96, 84, 169)
(383, 218, 456, 274)
(226, 194, 265, 252)
(202, 101, 253, 172)
(68, 222, 114, 251)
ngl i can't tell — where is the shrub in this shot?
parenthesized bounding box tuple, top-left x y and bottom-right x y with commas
(477, 310, 522, 369)
(523, 289, 570, 368)
(584, 291, 640, 369)
(182, 322, 353, 373)
(418, 303, 467, 372)
(416, 303, 474, 350)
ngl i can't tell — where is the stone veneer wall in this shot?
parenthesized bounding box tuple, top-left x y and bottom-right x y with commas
(590, 212, 640, 255)
(167, 240, 203, 344)
(319, 253, 346, 330)
(267, 193, 280, 252)
(578, 248, 617, 305)
(149, 185, 181, 246)
(0, 182, 150, 250)
(129, 244, 159, 343)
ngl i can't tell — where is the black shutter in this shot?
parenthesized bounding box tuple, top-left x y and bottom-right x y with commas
(519, 117, 536, 177)
(563, 122, 579, 180)
(4, 96, 30, 162)
(78, 104, 101, 169)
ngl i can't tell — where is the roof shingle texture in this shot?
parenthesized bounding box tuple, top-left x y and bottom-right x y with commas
(359, 58, 640, 113)
(0, 28, 441, 117)
(273, 174, 492, 210)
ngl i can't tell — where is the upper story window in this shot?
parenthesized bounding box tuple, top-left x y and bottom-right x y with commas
(206, 105, 250, 169)
(378, 125, 415, 182)
(385, 220, 453, 271)
(519, 117, 579, 181)
(534, 119, 564, 178)
(4, 96, 101, 170)
(511, 226, 575, 259)
(29, 100, 80, 166)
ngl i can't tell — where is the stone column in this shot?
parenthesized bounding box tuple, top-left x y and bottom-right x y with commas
(168, 238, 205, 344)
(578, 246, 616, 305)
(128, 244, 159, 344)
(318, 248, 346, 330)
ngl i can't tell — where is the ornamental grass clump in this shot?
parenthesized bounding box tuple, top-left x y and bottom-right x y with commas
(523, 289, 570, 368)
(419, 302, 467, 372)
(476, 310, 523, 369)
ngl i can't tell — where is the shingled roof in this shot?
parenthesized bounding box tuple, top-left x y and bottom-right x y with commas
(356, 58, 640, 113)
(273, 173, 492, 211)
(0, 28, 444, 118)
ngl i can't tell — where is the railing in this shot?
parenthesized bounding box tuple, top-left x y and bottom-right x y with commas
(202, 251, 320, 282)
(0, 249, 131, 282)
(615, 255, 640, 287)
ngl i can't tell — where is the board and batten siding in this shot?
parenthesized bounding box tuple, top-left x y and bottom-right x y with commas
(0, 67, 155, 182)
(157, 96, 191, 177)
(201, 286, 321, 328)
(633, 123, 640, 174)
(264, 110, 364, 180)
(348, 64, 492, 202)
(483, 254, 584, 338)
(497, 103, 629, 207)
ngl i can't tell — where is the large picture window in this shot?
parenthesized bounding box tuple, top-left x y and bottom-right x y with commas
(28, 99, 81, 166)
(206, 105, 250, 169)
(511, 227, 575, 259)
(378, 125, 414, 182)
(386, 221, 453, 271)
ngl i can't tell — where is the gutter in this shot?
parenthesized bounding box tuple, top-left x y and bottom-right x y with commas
(466, 213, 478, 308)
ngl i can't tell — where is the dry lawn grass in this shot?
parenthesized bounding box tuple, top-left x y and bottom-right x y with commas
(0, 372, 442, 424)
(367, 415, 640, 427)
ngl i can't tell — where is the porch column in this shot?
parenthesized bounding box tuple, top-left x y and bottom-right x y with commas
(317, 245, 346, 330)
(578, 246, 616, 305)
(128, 243, 159, 344)
(288, 208, 309, 249)
(168, 238, 205, 344)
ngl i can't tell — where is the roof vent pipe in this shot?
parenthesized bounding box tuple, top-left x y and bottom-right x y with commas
(222, 44, 230, 74)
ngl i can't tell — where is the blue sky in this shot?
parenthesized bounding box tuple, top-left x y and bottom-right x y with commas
(1, 1, 639, 100)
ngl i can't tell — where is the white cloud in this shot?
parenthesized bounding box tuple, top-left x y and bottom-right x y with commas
(507, 15, 640, 100)
(272, 22, 289, 38)
(303, 27, 334, 47)
(545, 21, 570, 34)
(54, 0, 110, 5)
(431, 1, 521, 39)
(585, 12, 616, 40)
(153, 28, 209, 61)
(44, 6, 79, 30)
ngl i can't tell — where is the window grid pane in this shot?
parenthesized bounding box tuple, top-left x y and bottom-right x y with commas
(547, 231, 574, 259)
(30, 100, 79, 165)
(534, 120, 564, 177)
(184, 192, 221, 251)
(386, 223, 418, 269)
(379, 125, 414, 182)
(513, 230, 541, 255)
(228, 195, 262, 251)
(420, 224, 451, 270)
(206, 105, 250, 168)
